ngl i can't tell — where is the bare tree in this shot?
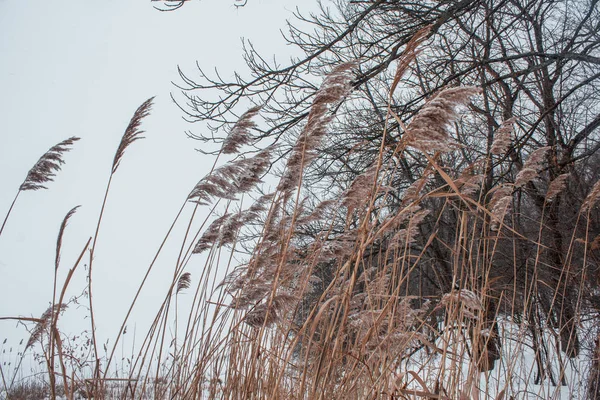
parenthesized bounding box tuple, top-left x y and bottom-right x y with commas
(174, 0, 600, 384)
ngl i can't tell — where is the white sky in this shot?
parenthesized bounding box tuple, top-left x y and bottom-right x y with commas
(0, 0, 309, 378)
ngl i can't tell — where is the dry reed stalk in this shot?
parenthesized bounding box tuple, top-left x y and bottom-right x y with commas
(88, 97, 154, 394)
(50, 205, 80, 400)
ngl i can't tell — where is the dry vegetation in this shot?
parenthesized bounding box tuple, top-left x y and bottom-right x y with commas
(3, 0, 600, 399)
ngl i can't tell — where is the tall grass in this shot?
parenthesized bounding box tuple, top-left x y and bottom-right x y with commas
(1, 33, 600, 399)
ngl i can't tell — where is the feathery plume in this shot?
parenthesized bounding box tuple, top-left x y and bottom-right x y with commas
(390, 209, 430, 249)
(278, 61, 356, 193)
(55, 206, 80, 271)
(490, 118, 516, 155)
(342, 163, 379, 214)
(403, 86, 481, 152)
(218, 213, 247, 249)
(546, 173, 570, 202)
(297, 199, 337, 225)
(193, 214, 230, 254)
(192, 209, 259, 255)
(390, 26, 431, 96)
(489, 184, 513, 231)
(176, 273, 192, 294)
(221, 106, 261, 154)
(315, 230, 357, 263)
(582, 180, 600, 213)
(112, 97, 154, 174)
(383, 204, 423, 232)
(457, 173, 484, 196)
(188, 147, 272, 204)
(26, 304, 68, 350)
(514, 146, 550, 187)
(243, 293, 296, 328)
(232, 278, 272, 309)
(241, 192, 275, 224)
(20, 137, 80, 191)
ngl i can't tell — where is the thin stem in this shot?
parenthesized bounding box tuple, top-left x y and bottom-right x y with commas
(88, 173, 114, 392)
(0, 191, 20, 239)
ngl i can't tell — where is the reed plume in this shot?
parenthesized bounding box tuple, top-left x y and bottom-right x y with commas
(342, 163, 379, 214)
(490, 117, 516, 155)
(456, 169, 484, 196)
(582, 180, 600, 212)
(489, 184, 513, 230)
(390, 208, 430, 249)
(176, 273, 192, 294)
(243, 293, 296, 328)
(440, 289, 483, 319)
(20, 137, 80, 191)
(188, 147, 272, 204)
(221, 106, 261, 154)
(112, 97, 154, 174)
(514, 146, 550, 187)
(278, 61, 356, 193)
(546, 173, 570, 202)
(25, 304, 67, 350)
(193, 214, 231, 254)
(0, 137, 80, 238)
(55, 206, 80, 271)
(191, 204, 268, 255)
(403, 87, 480, 152)
(389, 26, 432, 96)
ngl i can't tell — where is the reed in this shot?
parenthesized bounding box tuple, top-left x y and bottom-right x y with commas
(2, 34, 600, 400)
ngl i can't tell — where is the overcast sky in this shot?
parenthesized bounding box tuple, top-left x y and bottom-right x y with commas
(0, 0, 310, 378)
